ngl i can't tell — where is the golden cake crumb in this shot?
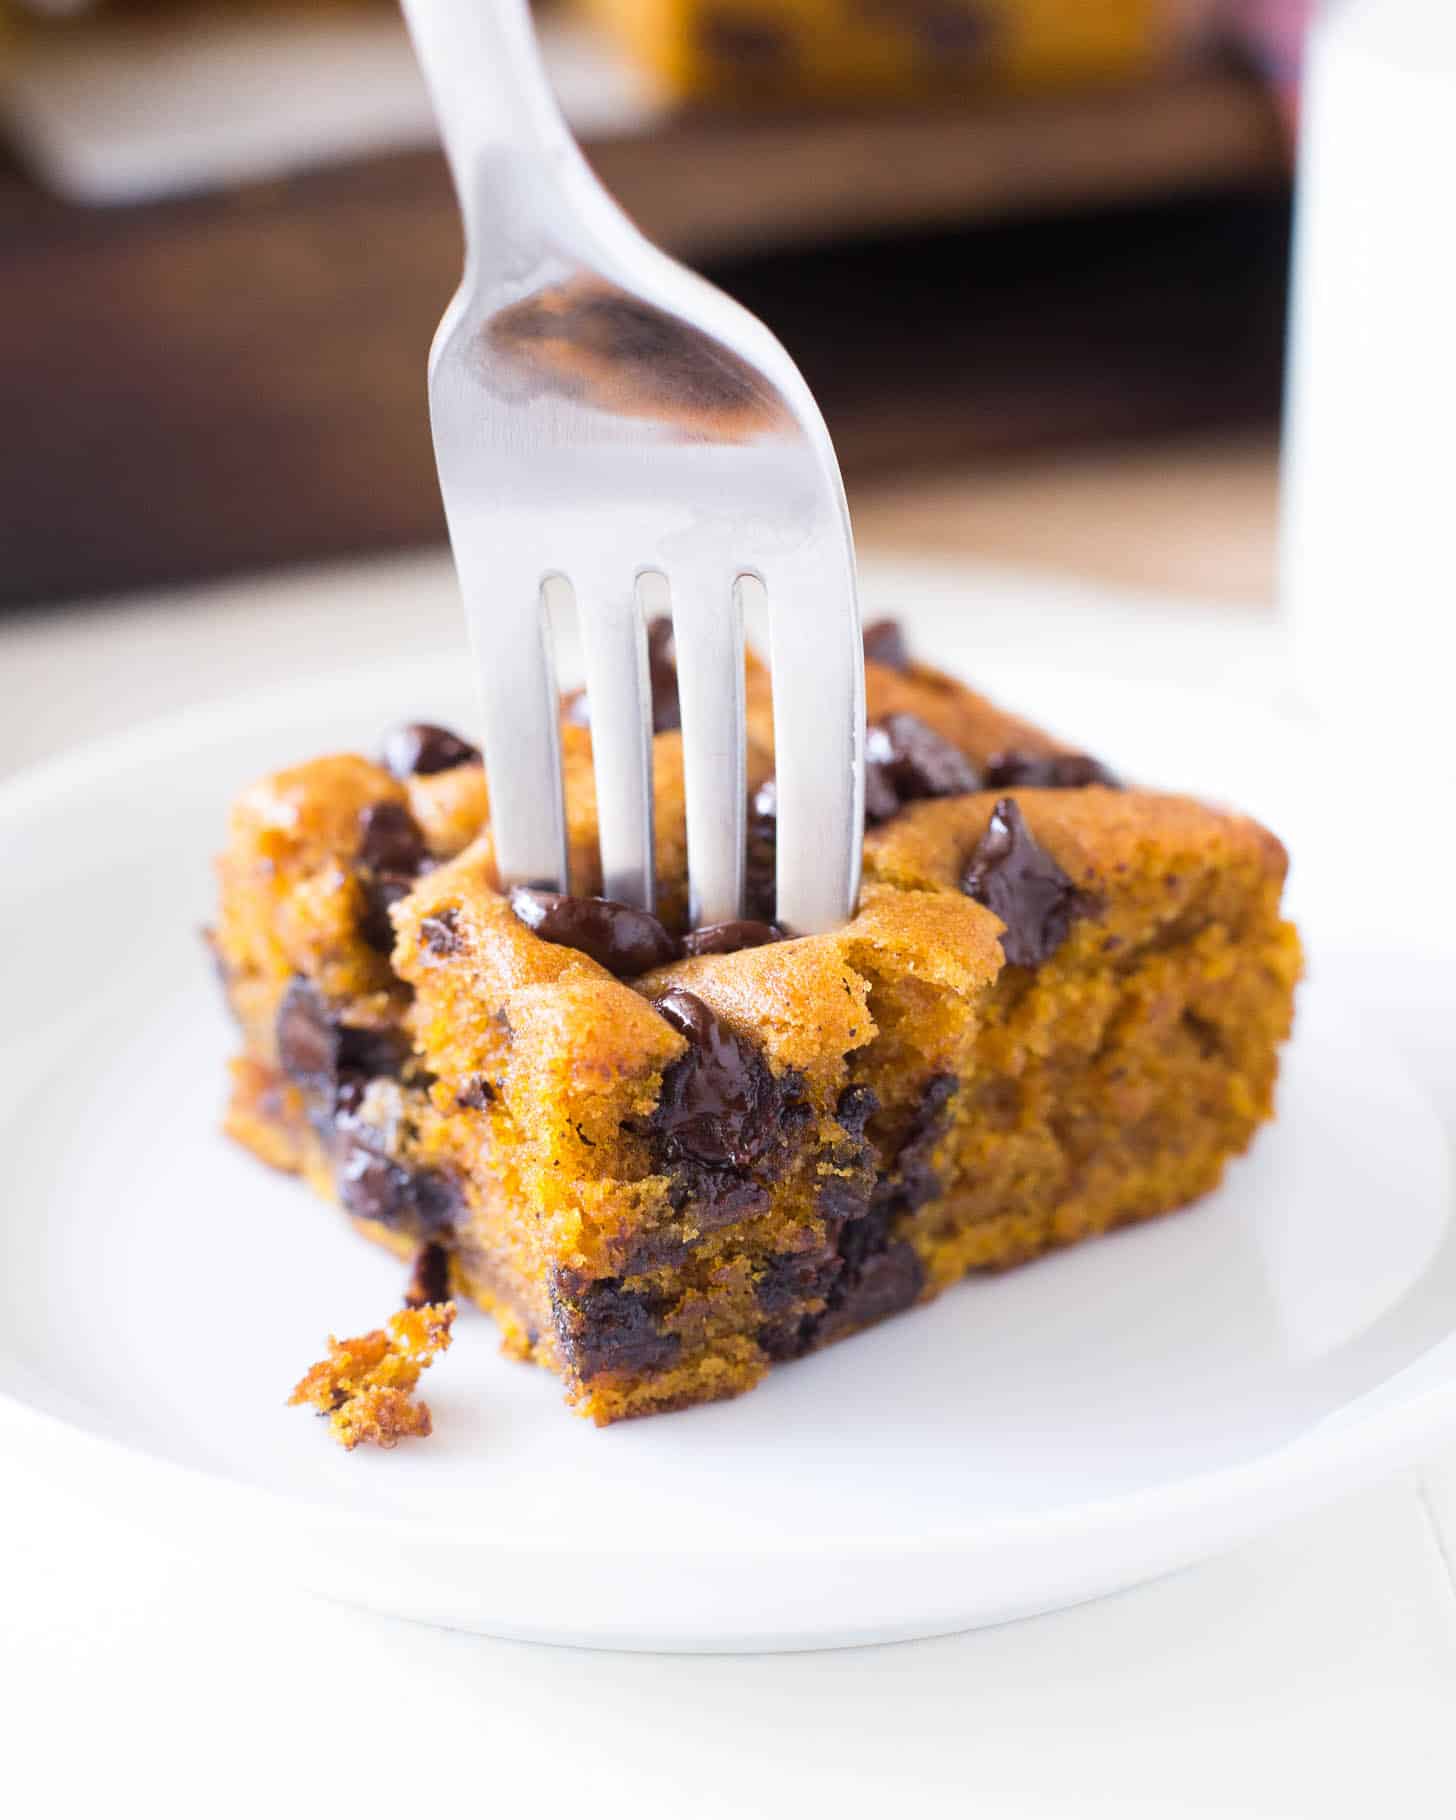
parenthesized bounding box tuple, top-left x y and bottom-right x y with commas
(288, 1302, 455, 1450)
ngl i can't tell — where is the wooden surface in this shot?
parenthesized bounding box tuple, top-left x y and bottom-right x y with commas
(853, 428, 1281, 606)
(0, 53, 1290, 608)
(588, 70, 1285, 259)
(0, 163, 1290, 607)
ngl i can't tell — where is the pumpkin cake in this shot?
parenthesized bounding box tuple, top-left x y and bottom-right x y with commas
(214, 620, 1301, 1425)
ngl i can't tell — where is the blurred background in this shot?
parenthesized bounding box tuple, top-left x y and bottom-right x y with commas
(0, 0, 1311, 611)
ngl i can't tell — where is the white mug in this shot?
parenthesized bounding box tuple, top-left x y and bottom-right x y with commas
(1281, 0, 1456, 764)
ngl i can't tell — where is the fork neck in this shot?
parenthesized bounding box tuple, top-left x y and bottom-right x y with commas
(398, 0, 577, 243)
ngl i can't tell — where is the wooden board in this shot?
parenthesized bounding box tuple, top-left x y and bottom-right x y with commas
(0, 72, 1288, 605)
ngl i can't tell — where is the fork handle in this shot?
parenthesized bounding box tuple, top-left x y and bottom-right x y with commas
(398, 0, 576, 243)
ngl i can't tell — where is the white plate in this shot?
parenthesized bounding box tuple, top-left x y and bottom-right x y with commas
(2, 643, 1453, 1652)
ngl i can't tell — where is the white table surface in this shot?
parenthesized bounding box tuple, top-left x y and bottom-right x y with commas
(4, 552, 1455, 1818)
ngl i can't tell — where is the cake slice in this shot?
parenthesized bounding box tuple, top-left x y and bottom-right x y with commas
(215, 624, 1301, 1424)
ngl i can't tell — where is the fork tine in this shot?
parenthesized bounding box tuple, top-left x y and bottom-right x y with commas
(669, 569, 747, 927)
(575, 575, 655, 909)
(764, 542, 865, 935)
(460, 565, 568, 893)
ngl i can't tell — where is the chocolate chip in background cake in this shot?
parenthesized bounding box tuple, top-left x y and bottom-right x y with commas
(679, 918, 784, 958)
(864, 713, 981, 825)
(336, 1133, 461, 1237)
(510, 886, 678, 977)
(983, 750, 1121, 791)
(861, 617, 910, 672)
(356, 800, 427, 875)
(961, 797, 1093, 968)
(381, 722, 480, 779)
(550, 1273, 681, 1382)
(564, 616, 681, 734)
(651, 989, 783, 1170)
(743, 776, 779, 922)
(700, 8, 794, 66)
(276, 978, 409, 1102)
(404, 1240, 452, 1310)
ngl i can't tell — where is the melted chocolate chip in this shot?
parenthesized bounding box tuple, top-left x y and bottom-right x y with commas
(883, 1073, 957, 1214)
(862, 618, 910, 672)
(404, 1241, 452, 1310)
(864, 713, 981, 825)
(381, 722, 480, 779)
(755, 1244, 839, 1318)
(550, 1275, 681, 1382)
(651, 989, 781, 1169)
(355, 801, 430, 952)
(276, 978, 407, 1101)
(818, 1242, 925, 1340)
(983, 750, 1121, 791)
(679, 919, 784, 958)
(961, 797, 1091, 967)
(420, 908, 465, 959)
(509, 887, 677, 978)
(336, 1135, 460, 1236)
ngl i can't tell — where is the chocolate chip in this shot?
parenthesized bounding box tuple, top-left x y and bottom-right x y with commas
(961, 797, 1091, 968)
(835, 1083, 880, 1142)
(381, 722, 480, 779)
(651, 989, 781, 1169)
(645, 617, 681, 734)
(679, 919, 784, 958)
(356, 800, 426, 875)
(862, 618, 910, 672)
(550, 1275, 681, 1382)
(744, 777, 779, 923)
(355, 801, 430, 952)
(276, 978, 407, 1101)
(864, 713, 981, 825)
(863, 761, 902, 825)
(816, 1242, 924, 1341)
(420, 908, 465, 958)
(336, 1135, 460, 1236)
(983, 750, 1121, 790)
(456, 1076, 495, 1111)
(564, 616, 681, 735)
(906, 1, 996, 57)
(755, 1244, 839, 1317)
(359, 876, 414, 953)
(700, 9, 792, 65)
(881, 1073, 957, 1214)
(404, 1241, 452, 1309)
(276, 979, 336, 1092)
(509, 887, 677, 978)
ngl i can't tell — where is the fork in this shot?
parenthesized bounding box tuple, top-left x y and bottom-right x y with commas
(399, 0, 865, 934)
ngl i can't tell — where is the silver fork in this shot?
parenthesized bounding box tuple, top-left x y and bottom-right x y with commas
(399, 0, 864, 934)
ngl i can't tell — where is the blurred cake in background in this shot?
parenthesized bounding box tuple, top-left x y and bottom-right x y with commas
(578, 0, 1187, 106)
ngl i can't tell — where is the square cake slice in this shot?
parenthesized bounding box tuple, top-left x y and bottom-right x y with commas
(215, 626, 1301, 1423)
